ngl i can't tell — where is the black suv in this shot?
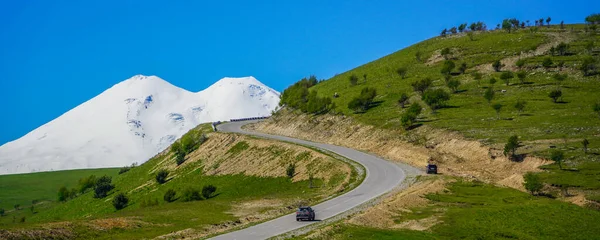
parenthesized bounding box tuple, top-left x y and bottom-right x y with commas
(296, 206, 315, 221)
(426, 163, 438, 174)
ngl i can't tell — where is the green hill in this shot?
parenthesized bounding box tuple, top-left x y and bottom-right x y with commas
(280, 18, 600, 199)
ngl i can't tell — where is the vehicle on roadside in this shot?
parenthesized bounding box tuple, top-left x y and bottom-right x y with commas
(426, 163, 437, 174)
(296, 206, 315, 221)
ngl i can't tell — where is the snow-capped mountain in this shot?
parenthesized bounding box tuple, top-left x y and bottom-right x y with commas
(0, 75, 280, 175)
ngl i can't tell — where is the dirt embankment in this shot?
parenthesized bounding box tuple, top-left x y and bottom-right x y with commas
(246, 109, 550, 192)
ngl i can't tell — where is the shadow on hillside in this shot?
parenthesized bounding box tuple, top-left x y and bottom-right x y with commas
(440, 105, 460, 109)
(406, 123, 424, 130)
(519, 113, 534, 116)
(511, 154, 527, 163)
(368, 100, 384, 109)
(455, 89, 468, 94)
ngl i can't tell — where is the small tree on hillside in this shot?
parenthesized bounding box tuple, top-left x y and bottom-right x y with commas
(523, 172, 543, 195)
(396, 67, 407, 79)
(94, 175, 114, 199)
(156, 169, 169, 184)
(503, 135, 520, 160)
(411, 78, 433, 94)
(58, 186, 70, 202)
(593, 102, 600, 119)
(516, 71, 527, 84)
(458, 23, 467, 32)
(489, 77, 497, 86)
(560, 20, 564, 30)
(401, 103, 422, 129)
(422, 89, 451, 112)
(164, 189, 176, 202)
(502, 19, 513, 33)
(551, 149, 564, 169)
(286, 163, 296, 178)
(580, 57, 598, 76)
(112, 193, 129, 210)
(349, 74, 358, 86)
(398, 93, 409, 108)
(500, 71, 514, 86)
(447, 79, 461, 93)
(556, 42, 569, 56)
(484, 87, 495, 104)
(176, 152, 186, 165)
(458, 62, 468, 74)
(492, 60, 504, 72)
(0, 208, 4, 217)
(516, 59, 526, 69)
(514, 100, 527, 115)
(542, 57, 553, 69)
(492, 103, 503, 119)
(546, 17, 551, 27)
(441, 60, 456, 78)
(440, 28, 448, 37)
(582, 139, 590, 154)
(449, 26, 457, 34)
(549, 89, 562, 103)
(202, 185, 217, 199)
(467, 31, 474, 41)
(441, 48, 451, 60)
(415, 51, 423, 62)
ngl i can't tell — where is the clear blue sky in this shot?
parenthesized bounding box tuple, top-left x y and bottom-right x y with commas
(0, 0, 597, 145)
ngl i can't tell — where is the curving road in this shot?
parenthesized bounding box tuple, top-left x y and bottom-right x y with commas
(210, 120, 417, 240)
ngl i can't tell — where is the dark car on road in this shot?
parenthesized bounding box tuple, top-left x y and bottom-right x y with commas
(296, 206, 315, 221)
(426, 163, 437, 174)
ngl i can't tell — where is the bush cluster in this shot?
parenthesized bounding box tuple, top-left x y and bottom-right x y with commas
(279, 76, 334, 114)
(348, 87, 377, 113)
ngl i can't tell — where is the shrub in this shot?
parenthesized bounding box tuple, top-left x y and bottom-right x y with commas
(78, 175, 97, 193)
(349, 74, 358, 86)
(515, 59, 526, 68)
(516, 71, 527, 84)
(156, 169, 169, 184)
(553, 73, 567, 86)
(580, 57, 598, 76)
(484, 87, 495, 103)
(489, 77, 497, 85)
(176, 152, 186, 165)
(555, 42, 569, 56)
(492, 103, 503, 119)
(415, 51, 422, 62)
(396, 67, 407, 79)
(118, 163, 137, 174)
(58, 186, 70, 202)
(401, 103, 422, 129)
(447, 79, 461, 93)
(549, 89, 562, 103)
(286, 163, 296, 178)
(503, 135, 520, 160)
(348, 87, 377, 113)
(164, 189, 177, 202)
(182, 188, 202, 202)
(551, 150, 564, 169)
(440, 60, 455, 77)
(467, 31, 474, 41)
(202, 185, 217, 199)
(0, 208, 4, 217)
(524, 172, 543, 195)
(542, 57, 553, 69)
(112, 193, 129, 210)
(514, 100, 527, 114)
(458, 62, 468, 74)
(279, 77, 334, 114)
(594, 102, 600, 119)
(583, 139, 590, 154)
(500, 71, 514, 86)
(93, 175, 114, 199)
(492, 60, 504, 72)
(441, 47, 451, 59)
(398, 93, 409, 108)
(422, 89, 451, 111)
(411, 78, 433, 94)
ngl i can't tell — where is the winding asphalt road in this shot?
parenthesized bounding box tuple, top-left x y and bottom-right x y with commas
(210, 120, 416, 240)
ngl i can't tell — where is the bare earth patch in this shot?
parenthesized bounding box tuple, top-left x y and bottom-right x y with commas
(248, 109, 550, 190)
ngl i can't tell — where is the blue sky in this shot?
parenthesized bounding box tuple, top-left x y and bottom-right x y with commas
(0, 0, 597, 144)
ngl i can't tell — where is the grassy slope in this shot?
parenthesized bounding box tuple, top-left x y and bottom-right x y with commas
(307, 24, 600, 191)
(0, 124, 360, 239)
(292, 178, 600, 240)
(0, 168, 119, 210)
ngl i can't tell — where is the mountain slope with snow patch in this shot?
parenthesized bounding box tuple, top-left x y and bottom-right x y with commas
(0, 75, 280, 175)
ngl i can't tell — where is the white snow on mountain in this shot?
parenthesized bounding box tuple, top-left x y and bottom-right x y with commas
(0, 75, 280, 175)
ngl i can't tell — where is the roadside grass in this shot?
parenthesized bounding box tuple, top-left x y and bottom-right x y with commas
(0, 168, 119, 210)
(290, 178, 600, 240)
